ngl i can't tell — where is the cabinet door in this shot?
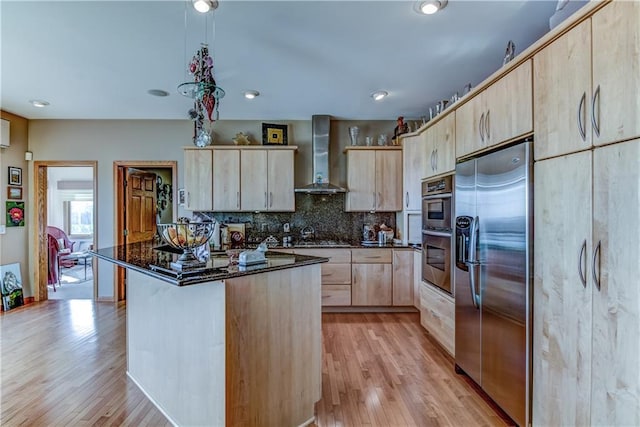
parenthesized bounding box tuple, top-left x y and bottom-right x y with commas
(534, 19, 592, 160)
(184, 149, 212, 211)
(485, 60, 533, 147)
(240, 150, 268, 211)
(352, 263, 392, 306)
(532, 151, 592, 427)
(267, 150, 295, 211)
(375, 150, 402, 211)
(591, 139, 640, 425)
(592, 2, 640, 146)
(455, 93, 485, 158)
(430, 112, 456, 177)
(413, 250, 421, 308)
(212, 149, 240, 211)
(345, 150, 376, 211)
(392, 250, 413, 306)
(402, 134, 426, 211)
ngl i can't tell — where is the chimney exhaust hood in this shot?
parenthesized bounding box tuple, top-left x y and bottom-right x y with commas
(294, 115, 347, 194)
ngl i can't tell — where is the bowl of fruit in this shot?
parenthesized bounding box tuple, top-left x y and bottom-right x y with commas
(157, 221, 215, 270)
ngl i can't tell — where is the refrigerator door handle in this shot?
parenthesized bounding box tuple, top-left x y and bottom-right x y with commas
(465, 261, 480, 309)
(468, 216, 479, 263)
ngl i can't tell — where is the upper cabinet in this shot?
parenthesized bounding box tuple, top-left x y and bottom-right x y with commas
(456, 60, 533, 158)
(424, 112, 456, 179)
(534, 1, 640, 161)
(345, 147, 402, 212)
(402, 133, 427, 211)
(184, 148, 213, 211)
(184, 146, 296, 212)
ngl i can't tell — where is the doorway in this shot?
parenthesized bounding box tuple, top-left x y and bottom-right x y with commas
(113, 161, 177, 301)
(34, 161, 97, 302)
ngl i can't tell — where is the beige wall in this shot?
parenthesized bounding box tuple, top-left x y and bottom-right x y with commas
(0, 111, 30, 297)
(28, 118, 395, 300)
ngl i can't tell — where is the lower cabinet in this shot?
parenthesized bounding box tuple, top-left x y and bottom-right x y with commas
(352, 249, 392, 306)
(392, 249, 414, 306)
(293, 249, 352, 306)
(420, 281, 455, 355)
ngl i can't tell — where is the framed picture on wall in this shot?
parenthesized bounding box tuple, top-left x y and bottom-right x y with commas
(7, 187, 22, 200)
(261, 123, 288, 146)
(6, 201, 25, 227)
(8, 167, 21, 186)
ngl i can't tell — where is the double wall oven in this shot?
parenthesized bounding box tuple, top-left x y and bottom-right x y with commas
(422, 175, 453, 295)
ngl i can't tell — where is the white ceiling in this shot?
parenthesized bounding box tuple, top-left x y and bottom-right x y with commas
(1, 0, 559, 121)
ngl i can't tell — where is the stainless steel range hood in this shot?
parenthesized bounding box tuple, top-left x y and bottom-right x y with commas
(294, 114, 347, 194)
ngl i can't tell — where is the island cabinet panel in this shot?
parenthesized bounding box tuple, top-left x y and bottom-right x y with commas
(226, 264, 322, 427)
(392, 249, 414, 306)
(533, 139, 640, 425)
(184, 148, 213, 211)
(213, 149, 241, 210)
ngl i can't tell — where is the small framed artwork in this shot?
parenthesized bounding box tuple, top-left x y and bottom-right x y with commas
(7, 187, 22, 200)
(178, 188, 186, 207)
(262, 123, 288, 146)
(1, 262, 24, 311)
(8, 167, 21, 186)
(6, 201, 25, 227)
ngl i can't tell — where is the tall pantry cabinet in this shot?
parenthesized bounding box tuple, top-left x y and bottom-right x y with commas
(533, 2, 640, 426)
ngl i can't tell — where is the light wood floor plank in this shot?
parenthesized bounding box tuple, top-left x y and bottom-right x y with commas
(2, 302, 512, 427)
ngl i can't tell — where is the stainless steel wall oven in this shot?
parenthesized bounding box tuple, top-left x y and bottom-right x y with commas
(422, 175, 454, 295)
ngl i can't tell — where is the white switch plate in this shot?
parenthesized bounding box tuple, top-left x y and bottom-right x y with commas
(0, 225, 6, 234)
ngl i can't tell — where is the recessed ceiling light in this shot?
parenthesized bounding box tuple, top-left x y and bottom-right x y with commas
(414, 0, 448, 15)
(193, 0, 218, 14)
(371, 91, 388, 101)
(147, 89, 170, 97)
(29, 99, 50, 108)
(243, 90, 260, 99)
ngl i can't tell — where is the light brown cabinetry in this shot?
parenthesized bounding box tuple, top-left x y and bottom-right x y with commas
(212, 149, 240, 210)
(293, 248, 351, 306)
(534, 139, 640, 426)
(420, 281, 455, 355)
(402, 133, 427, 211)
(424, 112, 456, 179)
(456, 60, 533, 158)
(413, 250, 421, 308)
(352, 249, 392, 306)
(534, 2, 640, 161)
(345, 147, 402, 212)
(392, 249, 414, 306)
(184, 146, 296, 212)
(184, 148, 213, 211)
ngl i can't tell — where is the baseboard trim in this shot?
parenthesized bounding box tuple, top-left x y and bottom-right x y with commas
(322, 306, 419, 313)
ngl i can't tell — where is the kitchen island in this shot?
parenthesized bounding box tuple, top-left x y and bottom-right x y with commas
(93, 241, 326, 427)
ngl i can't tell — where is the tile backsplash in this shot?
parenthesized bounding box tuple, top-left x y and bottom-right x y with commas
(194, 194, 396, 244)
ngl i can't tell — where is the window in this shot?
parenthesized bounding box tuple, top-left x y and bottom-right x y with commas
(65, 200, 93, 237)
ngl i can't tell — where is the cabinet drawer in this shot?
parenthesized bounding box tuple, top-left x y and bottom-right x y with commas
(420, 281, 455, 355)
(322, 285, 351, 306)
(293, 248, 351, 263)
(321, 264, 351, 285)
(351, 248, 392, 263)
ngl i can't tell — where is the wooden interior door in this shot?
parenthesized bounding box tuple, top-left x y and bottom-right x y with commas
(125, 169, 157, 243)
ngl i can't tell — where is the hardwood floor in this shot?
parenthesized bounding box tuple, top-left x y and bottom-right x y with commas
(1, 302, 512, 426)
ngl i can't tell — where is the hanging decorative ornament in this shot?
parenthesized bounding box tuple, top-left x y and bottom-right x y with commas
(178, 0, 224, 147)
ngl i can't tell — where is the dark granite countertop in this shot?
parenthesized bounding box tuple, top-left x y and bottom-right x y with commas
(92, 240, 328, 287)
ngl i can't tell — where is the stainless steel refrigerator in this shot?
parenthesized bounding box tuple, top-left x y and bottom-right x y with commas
(454, 140, 532, 427)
